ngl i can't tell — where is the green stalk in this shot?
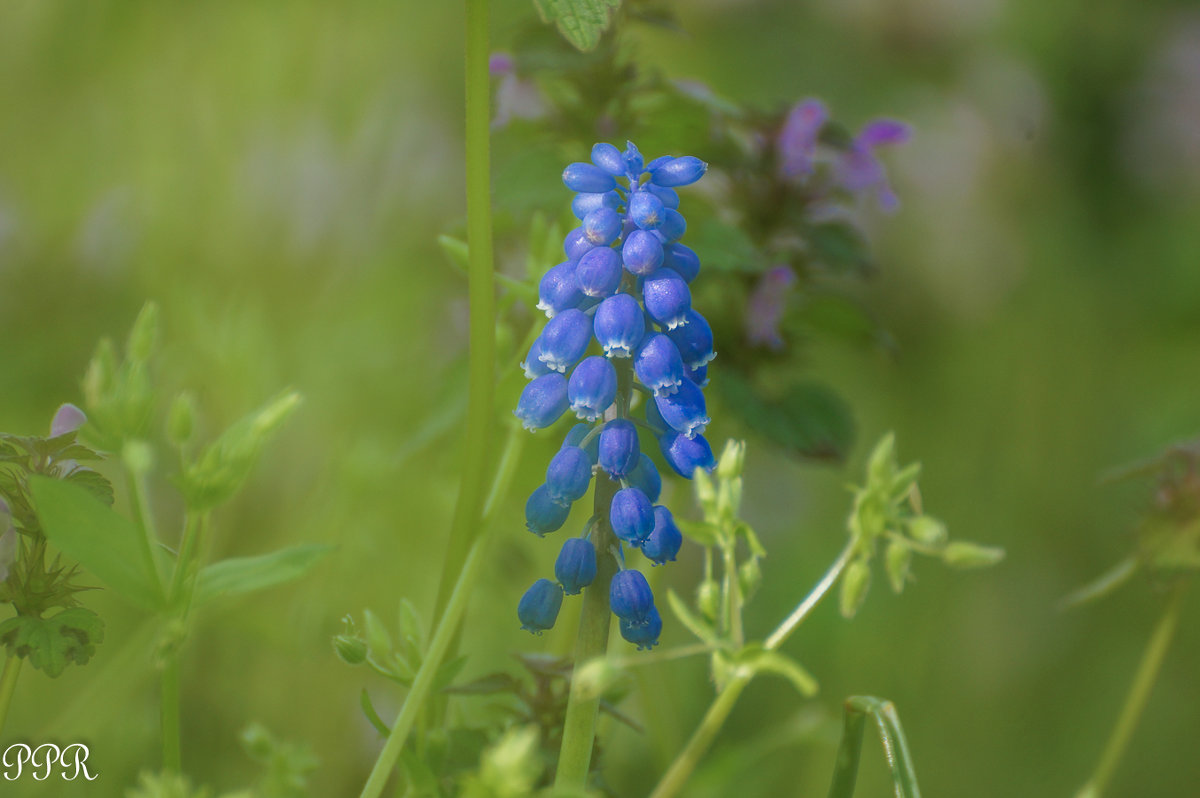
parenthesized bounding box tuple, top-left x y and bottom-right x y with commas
(432, 0, 496, 624)
(554, 363, 633, 794)
(0, 654, 22, 739)
(650, 542, 855, 798)
(358, 531, 492, 798)
(160, 654, 181, 771)
(1075, 580, 1188, 798)
(649, 673, 751, 798)
(124, 448, 165, 595)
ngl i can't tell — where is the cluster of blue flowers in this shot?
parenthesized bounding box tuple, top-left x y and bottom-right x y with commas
(514, 142, 717, 650)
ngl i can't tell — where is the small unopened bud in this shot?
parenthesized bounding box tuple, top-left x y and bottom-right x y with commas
(127, 301, 159, 362)
(738, 556, 762, 601)
(82, 338, 117, 408)
(942, 542, 1005, 569)
(333, 634, 368, 665)
(693, 468, 716, 517)
(885, 539, 911, 593)
(716, 439, 746, 480)
(167, 392, 197, 447)
(696, 579, 720, 621)
(866, 432, 896, 487)
(50, 403, 87, 437)
(907, 515, 947, 546)
(839, 558, 871, 619)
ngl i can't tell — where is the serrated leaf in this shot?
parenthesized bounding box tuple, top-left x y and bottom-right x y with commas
(0, 607, 105, 677)
(744, 649, 818, 697)
(63, 467, 115, 506)
(667, 588, 718, 646)
(533, 0, 621, 52)
(192, 543, 332, 606)
(30, 475, 164, 611)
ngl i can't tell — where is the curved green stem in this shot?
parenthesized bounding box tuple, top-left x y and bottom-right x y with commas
(432, 0, 496, 624)
(1075, 580, 1188, 798)
(0, 654, 22, 739)
(765, 541, 855, 651)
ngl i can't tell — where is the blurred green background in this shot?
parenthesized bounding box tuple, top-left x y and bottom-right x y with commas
(2, 0, 1199, 796)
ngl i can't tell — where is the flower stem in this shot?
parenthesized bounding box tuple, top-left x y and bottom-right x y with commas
(358, 530, 492, 798)
(432, 0, 496, 627)
(1075, 579, 1188, 798)
(649, 672, 751, 798)
(0, 654, 22, 739)
(554, 363, 632, 794)
(649, 541, 855, 798)
(160, 653, 181, 771)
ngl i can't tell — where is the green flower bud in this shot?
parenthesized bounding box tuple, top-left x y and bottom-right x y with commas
(693, 468, 717, 519)
(942, 541, 1005, 569)
(82, 338, 117, 410)
(738, 556, 762, 601)
(839, 558, 871, 619)
(696, 578, 720, 621)
(167, 392, 198, 447)
(866, 432, 896, 487)
(127, 301, 159, 363)
(907, 515, 947, 546)
(885, 538, 912, 593)
(333, 634, 368, 666)
(716, 439, 746, 480)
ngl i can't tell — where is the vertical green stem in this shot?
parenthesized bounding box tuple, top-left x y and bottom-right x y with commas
(1075, 580, 1188, 798)
(432, 0, 496, 624)
(554, 362, 633, 794)
(160, 653, 181, 772)
(0, 654, 22, 739)
(125, 451, 165, 595)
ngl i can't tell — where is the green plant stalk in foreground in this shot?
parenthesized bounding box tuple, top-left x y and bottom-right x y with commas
(1075, 580, 1189, 798)
(650, 542, 856, 798)
(432, 0, 496, 626)
(827, 696, 921, 798)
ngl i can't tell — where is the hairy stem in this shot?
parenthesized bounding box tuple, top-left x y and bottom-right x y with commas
(554, 362, 633, 793)
(0, 654, 22, 739)
(432, 0, 496, 625)
(1075, 580, 1188, 798)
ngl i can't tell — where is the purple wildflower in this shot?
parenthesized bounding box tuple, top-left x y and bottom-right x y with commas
(490, 52, 546, 130)
(837, 119, 912, 212)
(746, 266, 797, 350)
(777, 99, 828, 178)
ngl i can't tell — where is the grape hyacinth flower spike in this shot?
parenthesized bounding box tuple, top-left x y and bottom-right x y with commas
(514, 141, 716, 646)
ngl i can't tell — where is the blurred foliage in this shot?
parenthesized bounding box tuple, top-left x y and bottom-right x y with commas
(1, 0, 1199, 796)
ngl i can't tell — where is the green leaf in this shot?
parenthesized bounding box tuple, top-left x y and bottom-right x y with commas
(806, 221, 874, 276)
(437, 234, 469, 274)
(192, 543, 332, 606)
(717, 373, 855, 462)
(0, 607, 105, 677)
(675, 517, 719, 547)
(1059, 557, 1138, 610)
(30, 475, 164, 611)
(396, 597, 425, 663)
(745, 649, 818, 697)
(667, 588, 718, 646)
(533, 0, 621, 52)
(828, 696, 922, 798)
(64, 467, 115, 507)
